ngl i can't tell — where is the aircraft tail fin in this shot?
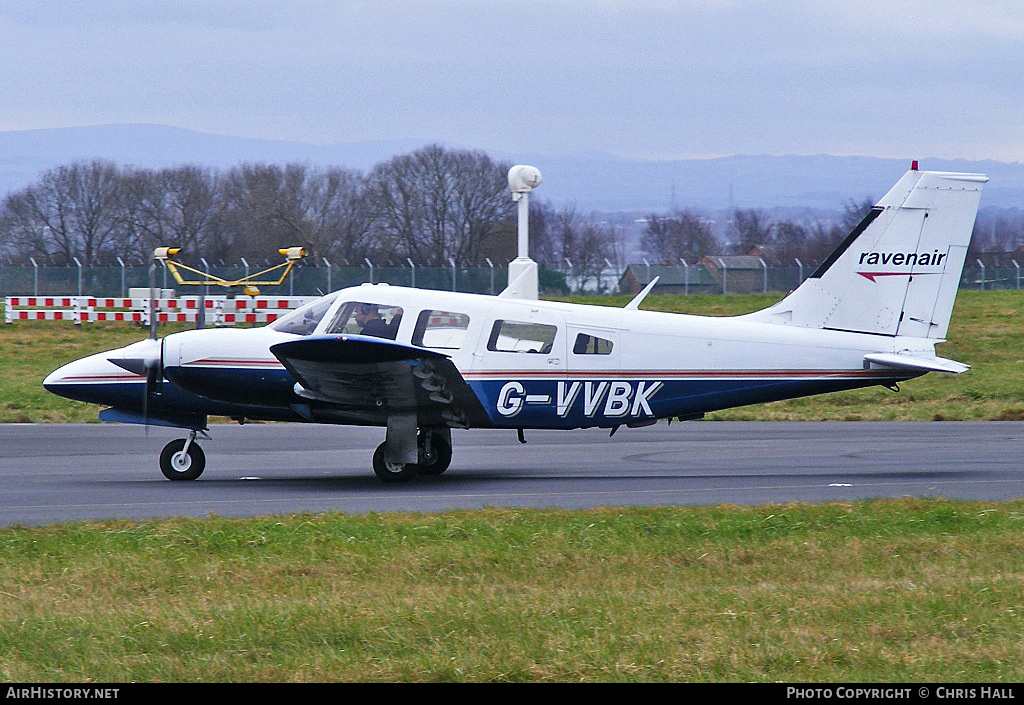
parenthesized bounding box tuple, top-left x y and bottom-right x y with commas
(741, 167, 987, 338)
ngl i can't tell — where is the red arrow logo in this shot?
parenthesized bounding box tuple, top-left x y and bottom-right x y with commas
(857, 271, 937, 282)
(857, 272, 909, 282)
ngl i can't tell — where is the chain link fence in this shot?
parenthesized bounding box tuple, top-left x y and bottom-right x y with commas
(0, 261, 1020, 298)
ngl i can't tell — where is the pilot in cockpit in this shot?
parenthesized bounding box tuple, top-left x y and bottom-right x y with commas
(355, 304, 391, 338)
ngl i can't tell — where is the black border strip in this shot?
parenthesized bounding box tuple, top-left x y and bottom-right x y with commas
(808, 206, 883, 279)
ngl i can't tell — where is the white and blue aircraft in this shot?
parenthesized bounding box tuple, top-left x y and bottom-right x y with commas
(44, 166, 987, 482)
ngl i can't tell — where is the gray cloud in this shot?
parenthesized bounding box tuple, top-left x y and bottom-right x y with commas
(0, 0, 1021, 160)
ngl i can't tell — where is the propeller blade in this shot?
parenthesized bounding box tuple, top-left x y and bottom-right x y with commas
(106, 338, 162, 435)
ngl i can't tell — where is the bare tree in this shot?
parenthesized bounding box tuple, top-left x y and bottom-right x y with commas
(727, 208, 774, 255)
(531, 204, 616, 291)
(641, 209, 718, 264)
(1, 160, 122, 265)
(117, 165, 222, 263)
(366, 145, 513, 265)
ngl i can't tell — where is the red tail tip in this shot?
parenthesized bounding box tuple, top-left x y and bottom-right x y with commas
(911, 160, 919, 171)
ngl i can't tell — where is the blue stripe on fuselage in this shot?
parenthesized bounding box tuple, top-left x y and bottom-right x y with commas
(468, 375, 913, 428)
(46, 378, 302, 422)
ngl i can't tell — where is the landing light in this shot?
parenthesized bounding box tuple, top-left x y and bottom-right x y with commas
(153, 247, 181, 260)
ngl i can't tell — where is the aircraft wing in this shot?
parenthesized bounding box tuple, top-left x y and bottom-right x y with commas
(270, 335, 489, 428)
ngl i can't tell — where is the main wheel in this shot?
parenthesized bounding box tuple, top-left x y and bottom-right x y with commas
(160, 438, 206, 481)
(414, 432, 452, 476)
(372, 442, 418, 483)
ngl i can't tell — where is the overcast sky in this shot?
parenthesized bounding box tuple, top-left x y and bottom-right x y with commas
(1, 0, 1022, 162)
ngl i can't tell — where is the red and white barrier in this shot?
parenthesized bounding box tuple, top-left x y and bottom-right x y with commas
(4, 295, 317, 326)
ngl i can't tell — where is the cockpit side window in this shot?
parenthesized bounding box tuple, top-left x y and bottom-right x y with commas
(326, 301, 404, 340)
(487, 320, 557, 354)
(268, 293, 338, 336)
(412, 310, 471, 349)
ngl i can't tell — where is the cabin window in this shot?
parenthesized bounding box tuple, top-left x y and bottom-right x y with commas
(326, 301, 404, 340)
(572, 333, 614, 355)
(412, 310, 471, 349)
(487, 320, 557, 354)
(268, 293, 339, 336)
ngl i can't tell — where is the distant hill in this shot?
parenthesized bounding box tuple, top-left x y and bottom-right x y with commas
(1, 124, 1022, 212)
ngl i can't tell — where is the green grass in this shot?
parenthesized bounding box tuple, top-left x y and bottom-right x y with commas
(0, 321, 192, 423)
(2, 501, 1024, 682)
(5, 290, 1024, 422)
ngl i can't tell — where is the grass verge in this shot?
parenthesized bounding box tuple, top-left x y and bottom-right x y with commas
(2, 501, 1023, 682)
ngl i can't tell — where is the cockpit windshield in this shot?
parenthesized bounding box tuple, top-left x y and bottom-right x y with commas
(268, 292, 340, 336)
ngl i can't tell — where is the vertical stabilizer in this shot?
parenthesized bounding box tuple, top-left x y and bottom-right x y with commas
(742, 168, 987, 338)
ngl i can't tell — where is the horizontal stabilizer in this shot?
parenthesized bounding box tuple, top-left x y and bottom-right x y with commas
(863, 352, 969, 374)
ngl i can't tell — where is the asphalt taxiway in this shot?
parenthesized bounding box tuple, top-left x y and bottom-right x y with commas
(2, 421, 1023, 526)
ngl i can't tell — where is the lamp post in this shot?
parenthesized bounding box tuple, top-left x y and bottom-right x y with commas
(507, 165, 542, 299)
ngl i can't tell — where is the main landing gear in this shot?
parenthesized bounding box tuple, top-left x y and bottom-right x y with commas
(372, 428, 452, 483)
(159, 430, 206, 481)
(155, 427, 450, 484)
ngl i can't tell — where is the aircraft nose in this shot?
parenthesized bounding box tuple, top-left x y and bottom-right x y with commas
(43, 356, 95, 399)
(42, 363, 70, 392)
(43, 348, 146, 405)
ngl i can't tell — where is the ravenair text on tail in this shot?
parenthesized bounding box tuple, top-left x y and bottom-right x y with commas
(44, 163, 987, 483)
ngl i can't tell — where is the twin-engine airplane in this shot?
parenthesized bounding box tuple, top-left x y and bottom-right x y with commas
(44, 166, 987, 482)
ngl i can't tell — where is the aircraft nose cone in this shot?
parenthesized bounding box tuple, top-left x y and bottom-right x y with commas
(43, 347, 147, 405)
(43, 357, 91, 399)
(42, 364, 68, 392)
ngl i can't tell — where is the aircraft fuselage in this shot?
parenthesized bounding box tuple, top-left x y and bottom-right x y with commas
(45, 284, 923, 432)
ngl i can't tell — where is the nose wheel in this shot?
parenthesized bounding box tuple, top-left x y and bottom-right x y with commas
(160, 432, 206, 481)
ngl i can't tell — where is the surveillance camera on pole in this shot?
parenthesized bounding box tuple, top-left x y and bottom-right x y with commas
(507, 165, 542, 299)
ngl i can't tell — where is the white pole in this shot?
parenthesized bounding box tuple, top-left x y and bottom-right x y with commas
(507, 165, 542, 299)
(517, 192, 530, 259)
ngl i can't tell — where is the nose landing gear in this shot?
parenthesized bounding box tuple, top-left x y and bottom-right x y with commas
(159, 430, 207, 481)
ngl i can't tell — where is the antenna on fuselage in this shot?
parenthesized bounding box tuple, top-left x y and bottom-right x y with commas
(624, 276, 660, 310)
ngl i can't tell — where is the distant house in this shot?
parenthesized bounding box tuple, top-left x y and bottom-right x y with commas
(618, 264, 713, 296)
(699, 255, 769, 294)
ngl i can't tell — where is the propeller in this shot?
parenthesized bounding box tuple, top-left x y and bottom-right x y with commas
(108, 259, 164, 431)
(108, 337, 163, 432)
